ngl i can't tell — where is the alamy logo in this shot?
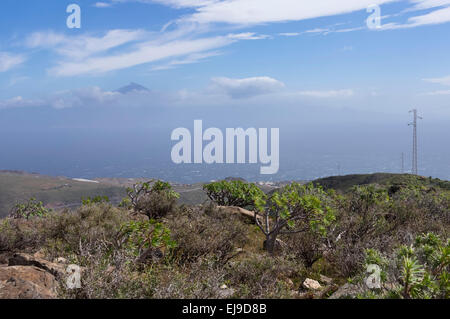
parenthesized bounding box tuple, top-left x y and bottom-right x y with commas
(365, 264, 382, 289)
(66, 264, 81, 289)
(367, 4, 382, 30)
(66, 4, 81, 29)
(171, 120, 279, 175)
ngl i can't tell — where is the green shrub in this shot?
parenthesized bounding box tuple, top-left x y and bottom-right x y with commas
(126, 180, 179, 219)
(82, 196, 110, 206)
(167, 205, 248, 265)
(9, 198, 51, 220)
(255, 183, 336, 254)
(117, 219, 177, 258)
(361, 233, 449, 299)
(203, 180, 266, 209)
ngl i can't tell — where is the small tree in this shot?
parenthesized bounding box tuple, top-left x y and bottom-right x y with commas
(116, 219, 177, 264)
(203, 180, 266, 210)
(254, 183, 336, 254)
(9, 198, 51, 220)
(82, 195, 110, 206)
(125, 180, 179, 219)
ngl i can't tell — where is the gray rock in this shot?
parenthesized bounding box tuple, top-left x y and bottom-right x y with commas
(329, 283, 366, 299)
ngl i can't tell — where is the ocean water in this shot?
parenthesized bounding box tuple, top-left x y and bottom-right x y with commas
(0, 126, 448, 183)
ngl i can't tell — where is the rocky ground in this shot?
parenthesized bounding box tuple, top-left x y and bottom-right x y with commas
(0, 252, 68, 299)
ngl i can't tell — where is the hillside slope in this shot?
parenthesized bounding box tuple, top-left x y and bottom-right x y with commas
(0, 171, 126, 217)
(313, 173, 450, 192)
(1, 171, 448, 218)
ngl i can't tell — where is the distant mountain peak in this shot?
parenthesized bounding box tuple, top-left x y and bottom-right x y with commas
(115, 82, 150, 94)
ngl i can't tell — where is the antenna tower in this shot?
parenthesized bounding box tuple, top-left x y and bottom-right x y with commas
(408, 109, 422, 175)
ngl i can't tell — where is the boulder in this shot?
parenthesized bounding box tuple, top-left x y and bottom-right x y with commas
(218, 285, 235, 298)
(328, 283, 366, 299)
(319, 274, 333, 285)
(8, 253, 66, 279)
(0, 265, 57, 299)
(302, 278, 322, 290)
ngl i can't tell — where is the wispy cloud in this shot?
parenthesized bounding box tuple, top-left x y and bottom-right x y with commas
(0, 52, 26, 72)
(408, 0, 450, 11)
(23, 27, 271, 76)
(151, 50, 222, 71)
(175, 0, 397, 25)
(94, 2, 113, 8)
(0, 87, 121, 110)
(296, 89, 355, 98)
(381, 3, 450, 29)
(421, 89, 450, 95)
(26, 29, 148, 60)
(424, 75, 450, 86)
(49, 36, 234, 76)
(226, 32, 271, 40)
(278, 32, 301, 37)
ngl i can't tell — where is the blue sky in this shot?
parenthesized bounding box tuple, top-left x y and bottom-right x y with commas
(0, 0, 449, 117)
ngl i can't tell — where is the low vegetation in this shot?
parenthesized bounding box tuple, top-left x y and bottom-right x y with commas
(0, 175, 448, 299)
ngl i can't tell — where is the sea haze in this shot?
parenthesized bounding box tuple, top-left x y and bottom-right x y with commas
(0, 115, 448, 183)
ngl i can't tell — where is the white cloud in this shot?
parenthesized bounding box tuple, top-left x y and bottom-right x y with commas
(25, 28, 272, 76)
(278, 32, 301, 37)
(210, 76, 285, 99)
(381, 3, 450, 29)
(227, 32, 270, 40)
(151, 50, 222, 71)
(0, 81, 358, 110)
(296, 89, 355, 98)
(406, 5, 450, 25)
(424, 75, 450, 86)
(302, 26, 366, 35)
(26, 29, 147, 60)
(113, 0, 217, 8)
(94, 2, 113, 8)
(106, 0, 402, 27)
(180, 0, 396, 25)
(0, 96, 43, 109)
(0, 86, 124, 110)
(0, 52, 26, 72)
(409, 0, 450, 10)
(116, 0, 450, 30)
(49, 87, 120, 109)
(49, 35, 234, 76)
(422, 90, 450, 95)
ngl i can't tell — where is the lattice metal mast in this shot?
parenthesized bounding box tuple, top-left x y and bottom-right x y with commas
(408, 109, 422, 175)
(401, 152, 404, 174)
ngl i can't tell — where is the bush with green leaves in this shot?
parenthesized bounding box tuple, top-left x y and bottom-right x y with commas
(9, 198, 51, 220)
(116, 219, 177, 262)
(125, 180, 179, 219)
(167, 205, 248, 265)
(203, 180, 266, 209)
(254, 183, 336, 254)
(361, 233, 449, 299)
(82, 196, 110, 206)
